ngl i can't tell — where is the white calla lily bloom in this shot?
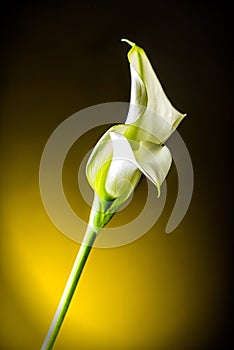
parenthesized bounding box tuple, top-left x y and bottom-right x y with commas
(40, 39, 188, 350)
(86, 39, 186, 229)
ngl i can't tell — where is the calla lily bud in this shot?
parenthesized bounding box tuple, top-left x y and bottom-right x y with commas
(86, 39, 186, 229)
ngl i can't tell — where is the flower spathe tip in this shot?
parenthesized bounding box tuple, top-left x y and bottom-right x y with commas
(121, 38, 135, 47)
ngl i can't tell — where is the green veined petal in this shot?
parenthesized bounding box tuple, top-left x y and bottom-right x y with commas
(109, 124, 161, 144)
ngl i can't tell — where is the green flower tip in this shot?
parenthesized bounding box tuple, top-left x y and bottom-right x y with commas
(121, 38, 135, 47)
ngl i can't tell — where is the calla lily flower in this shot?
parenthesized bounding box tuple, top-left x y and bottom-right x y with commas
(41, 39, 187, 350)
(86, 39, 186, 229)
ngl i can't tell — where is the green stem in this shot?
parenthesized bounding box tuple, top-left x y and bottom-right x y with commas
(41, 226, 97, 350)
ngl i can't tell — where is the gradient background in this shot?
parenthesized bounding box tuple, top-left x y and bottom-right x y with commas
(0, 1, 232, 349)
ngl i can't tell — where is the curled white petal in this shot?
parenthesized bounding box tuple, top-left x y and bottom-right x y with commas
(108, 132, 172, 196)
(105, 132, 139, 198)
(133, 141, 172, 196)
(126, 66, 147, 124)
(124, 42, 186, 143)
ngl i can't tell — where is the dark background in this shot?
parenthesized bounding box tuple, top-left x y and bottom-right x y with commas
(0, 1, 232, 349)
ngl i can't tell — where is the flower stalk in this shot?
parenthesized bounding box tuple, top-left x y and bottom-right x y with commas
(41, 193, 112, 349)
(41, 228, 96, 350)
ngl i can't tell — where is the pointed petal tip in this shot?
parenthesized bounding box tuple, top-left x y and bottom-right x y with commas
(156, 184, 160, 198)
(121, 38, 135, 47)
(165, 226, 173, 234)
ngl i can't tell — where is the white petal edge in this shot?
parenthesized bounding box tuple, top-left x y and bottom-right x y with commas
(86, 130, 112, 188)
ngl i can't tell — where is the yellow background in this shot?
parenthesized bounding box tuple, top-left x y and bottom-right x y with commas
(1, 2, 231, 349)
